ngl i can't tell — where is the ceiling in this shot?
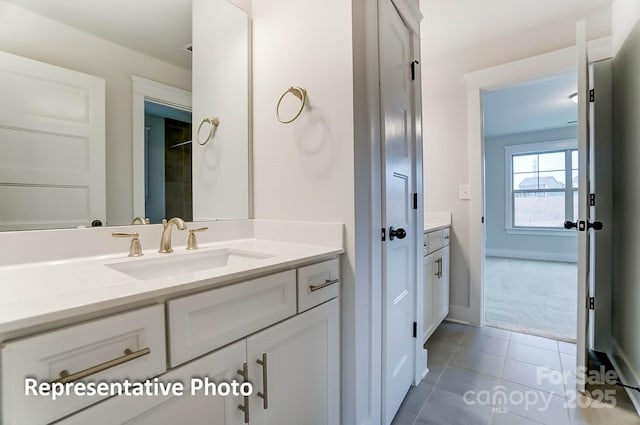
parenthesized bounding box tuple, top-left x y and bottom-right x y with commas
(7, 0, 192, 69)
(482, 71, 578, 138)
(421, 0, 612, 58)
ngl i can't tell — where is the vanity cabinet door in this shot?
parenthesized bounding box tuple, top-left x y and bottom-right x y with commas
(57, 341, 247, 425)
(433, 246, 450, 323)
(247, 299, 339, 425)
(423, 251, 437, 342)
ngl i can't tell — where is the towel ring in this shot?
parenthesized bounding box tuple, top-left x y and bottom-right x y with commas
(197, 117, 220, 146)
(276, 87, 307, 124)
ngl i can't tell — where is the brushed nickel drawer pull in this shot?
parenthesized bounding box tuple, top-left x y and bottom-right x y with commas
(237, 362, 250, 423)
(256, 353, 269, 409)
(309, 278, 339, 292)
(52, 347, 151, 384)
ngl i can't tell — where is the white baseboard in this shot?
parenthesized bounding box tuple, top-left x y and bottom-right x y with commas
(486, 248, 577, 263)
(609, 338, 640, 415)
(444, 317, 471, 325)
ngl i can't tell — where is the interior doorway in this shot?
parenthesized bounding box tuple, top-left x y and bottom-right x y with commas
(481, 72, 579, 342)
(143, 101, 193, 223)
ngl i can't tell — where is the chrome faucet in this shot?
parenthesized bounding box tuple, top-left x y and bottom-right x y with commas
(159, 217, 186, 253)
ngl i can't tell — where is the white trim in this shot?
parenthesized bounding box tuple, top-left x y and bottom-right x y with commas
(505, 139, 577, 155)
(609, 338, 640, 415)
(465, 37, 612, 326)
(131, 76, 192, 218)
(486, 249, 577, 263)
(348, 0, 384, 423)
(504, 139, 578, 231)
(465, 36, 612, 89)
(444, 318, 472, 325)
(505, 228, 576, 237)
(391, 0, 423, 35)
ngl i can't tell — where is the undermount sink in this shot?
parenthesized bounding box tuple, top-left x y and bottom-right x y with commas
(106, 248, 274, 280)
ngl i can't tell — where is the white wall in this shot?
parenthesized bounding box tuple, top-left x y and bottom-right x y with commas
(420, 2, 611, 321)
(250, 0, 361, 423)
(0, 1, 191, 226)
(485, 127, 578, 262)
(612, 0, 640, 54)
(611, 7, 640, 410)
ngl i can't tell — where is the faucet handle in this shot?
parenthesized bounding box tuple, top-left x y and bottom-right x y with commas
(186, 227, 209, 250)
(112, 232, 143, 257)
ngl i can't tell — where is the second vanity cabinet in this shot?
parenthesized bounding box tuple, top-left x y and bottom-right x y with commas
(1, 257, 341, 425)
(423, 227, 450, 342)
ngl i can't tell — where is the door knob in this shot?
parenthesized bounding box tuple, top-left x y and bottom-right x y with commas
(564, 220, 603, 231)
(588, 221, 603, 230)
(389, 227, 407, 240)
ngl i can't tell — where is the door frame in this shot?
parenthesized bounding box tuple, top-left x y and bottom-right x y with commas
(379, 1, 424, 423)
(350, 1, 423, 423)
(131, 75, 192, 218)
(464, 37, 612, 327)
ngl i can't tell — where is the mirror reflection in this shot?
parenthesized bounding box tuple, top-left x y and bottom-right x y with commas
(144, 103, 193, 224)
(0, 0, 249, 231)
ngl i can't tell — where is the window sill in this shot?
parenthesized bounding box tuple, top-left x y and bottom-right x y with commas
(505, 228, 577, 237)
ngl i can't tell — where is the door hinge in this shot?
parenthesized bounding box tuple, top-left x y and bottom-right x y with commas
(413, 193, 418, 210)
(381, 228, 386, 242)
(412, 321, 417, 338)
(590, 193, 596, 206)
(589, 89, 595, 102)
(481, 216, 485, 224)
(588, 297, 595, 310)
(410, 60, 419, 81)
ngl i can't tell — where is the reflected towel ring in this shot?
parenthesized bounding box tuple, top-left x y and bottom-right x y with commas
(276, 87, 307, 124)
(197, 117, 220, 145)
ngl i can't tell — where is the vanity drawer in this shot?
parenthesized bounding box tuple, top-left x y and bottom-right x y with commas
(443, 227, 450, 246)
(168, 270, 296, 367)
(297, 258, 340, 313)
(1, 305, 166, 425)
(427, 230, 443, 254)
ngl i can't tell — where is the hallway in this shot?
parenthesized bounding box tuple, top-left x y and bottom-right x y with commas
(392, 322, 640, 425)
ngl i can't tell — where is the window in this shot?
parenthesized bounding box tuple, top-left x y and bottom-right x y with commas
(505, 141, 578, 230)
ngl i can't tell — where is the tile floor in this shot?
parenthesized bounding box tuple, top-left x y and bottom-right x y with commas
(392, 322, 640, 425)
(484, 257, 577, 341)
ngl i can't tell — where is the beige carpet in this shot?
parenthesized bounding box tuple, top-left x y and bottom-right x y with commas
(484, 256, 577, 341)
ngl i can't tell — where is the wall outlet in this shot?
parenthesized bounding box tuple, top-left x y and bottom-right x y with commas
(459, 184, 470, 200)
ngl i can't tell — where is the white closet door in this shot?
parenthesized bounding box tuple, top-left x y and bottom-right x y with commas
(0, 50, 105, 230)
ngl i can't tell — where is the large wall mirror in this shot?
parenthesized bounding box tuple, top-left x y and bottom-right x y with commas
(0, 0, 250, 231)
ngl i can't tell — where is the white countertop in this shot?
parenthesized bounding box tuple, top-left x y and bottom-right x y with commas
(0, 238, 342, 335)
(424, 222, 450, 233)
(424, 212, 451, 233)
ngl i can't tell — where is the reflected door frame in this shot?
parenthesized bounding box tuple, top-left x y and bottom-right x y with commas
(132, 75, 192, 219)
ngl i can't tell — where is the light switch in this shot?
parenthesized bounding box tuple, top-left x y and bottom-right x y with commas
(459, 184, 470, 200)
